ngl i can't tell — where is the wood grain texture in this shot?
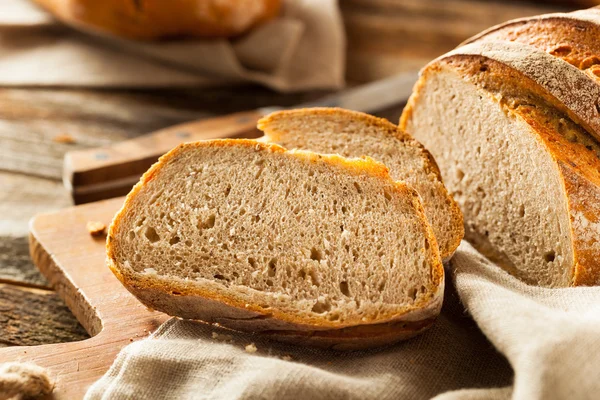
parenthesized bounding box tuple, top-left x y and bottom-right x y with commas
(341, 0, 568, 82)
(0, 236, 47, 288)
(0, 87, 329, 180)
(0, 197, 168, 399)
(0, 171, 71, 237)
(0, 284, 88, 346)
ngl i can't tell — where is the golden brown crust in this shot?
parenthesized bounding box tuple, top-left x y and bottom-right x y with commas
(464, 12, 600, 101)
(33, 0, 281, 40)
(107, 139, 444, 348)
(259, 107, 464, 261)
(401, 50, 600, 286)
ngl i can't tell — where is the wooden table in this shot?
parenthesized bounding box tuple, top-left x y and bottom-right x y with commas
(0, 0, 568, 380)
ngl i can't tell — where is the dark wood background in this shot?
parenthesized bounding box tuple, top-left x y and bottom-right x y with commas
(0, 0, 574, 349)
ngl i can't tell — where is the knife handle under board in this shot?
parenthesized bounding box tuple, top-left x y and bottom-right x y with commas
(64, 110, 265, 205)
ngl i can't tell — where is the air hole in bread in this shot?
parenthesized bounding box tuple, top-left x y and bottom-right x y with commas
(252, 215, 260, 223)
(544, 251, 556, 263)
(144, 227, 160, 243)
(353, 182, 362, 194)
(408, 288, 418, 301)
(224, 185, 232, 197)
(339, 281, 351, 297)
(328, 313, 340, 321)
(248, 257, 258, 268)
(214, 274, 227, 281)
(311, 300, 331, 314)
(198, 214, 216, 230)
(169, 236, 180, 246)
(128, 230, 135, 240)
(310, 247, 323, 262)
(383, 190, 392, 201)
(456, 169, 465, 181)
(268, 259, 277, 277)
(185, 240, 192, 247)
(309, 269, 320, 286)
(341, 206, 348, 214)
(378, 281, 386, 292)
(519, 205, 526, 218)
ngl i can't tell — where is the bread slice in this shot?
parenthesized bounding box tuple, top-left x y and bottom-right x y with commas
(107, 139, 444, 350)
(400, 28, 600, 286)
(257, 108, 464, 262)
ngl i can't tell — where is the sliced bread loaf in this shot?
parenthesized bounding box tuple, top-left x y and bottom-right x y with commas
(107, 139, 444, 350)
(400, 8, 600, 287)
(258, 108, 464, 261)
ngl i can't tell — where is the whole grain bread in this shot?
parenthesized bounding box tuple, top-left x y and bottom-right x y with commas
(32, 0, 281, 40)
(400, 7, 600, 287)
(107, 139, 444, 350)
(257, 108, 464, 262)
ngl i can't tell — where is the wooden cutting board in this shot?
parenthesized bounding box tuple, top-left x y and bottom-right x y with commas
(0, 197, 168, 399)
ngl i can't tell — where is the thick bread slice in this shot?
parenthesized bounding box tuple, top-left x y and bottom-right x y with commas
(400, 35, 600, 286)
(107, 139, 444, 350)
(257, 108, 463, 262)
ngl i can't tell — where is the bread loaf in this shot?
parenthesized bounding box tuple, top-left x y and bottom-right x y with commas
(32, 0, 281, 40)
(400, 7, 600, 287)
(258, 108, 464, 261)
(107, 139, 444, 350)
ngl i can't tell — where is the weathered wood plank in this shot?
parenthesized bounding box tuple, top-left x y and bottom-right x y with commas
(341, 0, 569, 82)
(0, 236, 48, 288)
(0, 284, 88, 347)
(0, 87, 329, 180)
(0, 171, 71, 237)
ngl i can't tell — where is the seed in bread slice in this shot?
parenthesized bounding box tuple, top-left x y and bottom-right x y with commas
(258, 108, 464, 262)
(107, 139, 444, 350)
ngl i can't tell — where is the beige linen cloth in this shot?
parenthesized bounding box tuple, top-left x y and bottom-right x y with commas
(85, 242, 600, 400)
(0, 0, 345, 91)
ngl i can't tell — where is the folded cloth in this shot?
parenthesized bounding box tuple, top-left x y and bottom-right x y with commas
(0, 0, 345, 91)
(85, 242, 600, 400)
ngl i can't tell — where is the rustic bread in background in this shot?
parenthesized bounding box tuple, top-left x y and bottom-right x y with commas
(31, 0, 281, 40)
(258, 108, 463, 262)
(107, 139, 444, 350)
(400, 7, 600, 287)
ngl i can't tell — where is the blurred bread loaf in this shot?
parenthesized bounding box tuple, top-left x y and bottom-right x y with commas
(31, 0, 281, 40)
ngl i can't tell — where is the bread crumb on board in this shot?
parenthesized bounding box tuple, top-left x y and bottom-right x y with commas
(282, 355, 292, 361)
(53, 133, 76, 144)
(211, 332, 233, 341)
(245, 343, 257, 353)
(87, 221, 106, 236)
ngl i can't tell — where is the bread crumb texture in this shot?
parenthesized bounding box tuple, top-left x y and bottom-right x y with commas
(107, 139, 443, 332)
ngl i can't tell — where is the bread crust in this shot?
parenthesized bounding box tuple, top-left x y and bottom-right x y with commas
(401, 37, 600, 286)
(107, 139, 444, 348)
(32, 0, 281, 40)
(258, 107, 464, 261)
